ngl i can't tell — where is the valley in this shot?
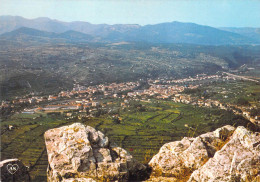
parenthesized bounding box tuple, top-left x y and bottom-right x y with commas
(1, 73, 259, 181)
(1, 40, 259, 101)
(0, 13, 260, 182)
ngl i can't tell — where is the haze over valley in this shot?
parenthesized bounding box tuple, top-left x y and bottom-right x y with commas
(1, 1, 260, 181)
(1, 16, 260, 45)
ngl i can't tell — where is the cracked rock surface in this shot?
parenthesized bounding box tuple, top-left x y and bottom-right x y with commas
(44, 123, 147, 182)
(45, 123, 260, 182)
(148, 125, 260, 182)
(188, 126, 260, 182)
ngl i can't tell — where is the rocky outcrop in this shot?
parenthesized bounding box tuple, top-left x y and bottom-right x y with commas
(148, 125, 260, 182)
(44, 123, 147, 182)
(0, 158, 30, 182)
(45, 123, 260, 182)
(188, 126, 260, 182)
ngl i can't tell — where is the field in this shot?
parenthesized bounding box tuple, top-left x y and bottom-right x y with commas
(0, 100, 252, 181)
(1, 112, 75, 181)
(186, 80, 260, 108)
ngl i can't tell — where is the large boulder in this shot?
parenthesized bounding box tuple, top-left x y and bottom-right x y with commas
(0, 158, 30, 182)
(148, 125, 236, 181)
(44, 123, 147, 182)
(148, 125, 260, 182)
(188, 126, 260, 182)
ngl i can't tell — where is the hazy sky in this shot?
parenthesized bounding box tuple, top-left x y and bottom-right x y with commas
(0, 0, 259, 27)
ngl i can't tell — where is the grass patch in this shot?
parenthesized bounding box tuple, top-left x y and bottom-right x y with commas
(1, 99, 252, 180)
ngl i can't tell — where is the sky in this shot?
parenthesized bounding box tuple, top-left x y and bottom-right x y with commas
(0, 0, 260, 27)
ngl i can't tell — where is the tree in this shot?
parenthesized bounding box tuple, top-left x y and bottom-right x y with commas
(250, 108, 260, 117)
(236, 98, 250, 106)
(113, 117, 121, 124)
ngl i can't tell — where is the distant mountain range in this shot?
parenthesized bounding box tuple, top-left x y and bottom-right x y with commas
(0, 15, 260, 45)
(0, 27, 95, 43)
(219, 27, 260, 42)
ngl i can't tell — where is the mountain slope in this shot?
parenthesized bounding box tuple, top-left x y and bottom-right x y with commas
(219, 27, 260, 42)
(57, 30, 94, 41)
(0, 27, 56, 38)
(0, 16, 258, 45)
(121, 21, 255, 45)
(0, 16, 140, 36)
(0, 27, 95, 42)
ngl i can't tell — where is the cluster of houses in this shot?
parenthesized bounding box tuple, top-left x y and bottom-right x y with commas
(126, 84, 198, 99)
(0, 81, 140, 109)
(59, 82, 140, 98)
(171, 94, 259, 125)
(1, 73, 259, 125)
(0, 73, 234, 108)
(150, 73, 237, 84)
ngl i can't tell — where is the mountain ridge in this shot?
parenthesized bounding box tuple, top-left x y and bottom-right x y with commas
(219, 27, 260, 42)
(0, 27, 95, 43)
(0, 15, 259, 45)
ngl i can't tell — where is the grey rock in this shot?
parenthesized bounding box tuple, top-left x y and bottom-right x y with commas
(148, 125, 236, 181)
(188, 126, 260, 182)
(45, 123, 147, 182)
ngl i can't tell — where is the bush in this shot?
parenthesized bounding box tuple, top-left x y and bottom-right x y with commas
(236, 97, 250, 106)
(113, 117, 121, 124)
(250, 108, 260, 117)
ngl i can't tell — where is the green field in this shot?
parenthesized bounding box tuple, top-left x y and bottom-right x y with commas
(0, 100, 252, 181)
(1, 113, 74, 181)
(185, 80, 260, 108)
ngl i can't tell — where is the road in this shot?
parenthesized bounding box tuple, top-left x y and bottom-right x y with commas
(223, 72, 259, 83)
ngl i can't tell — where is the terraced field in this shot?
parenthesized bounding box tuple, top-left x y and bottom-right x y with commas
(1, 113, 74, 180)
(81, 100, 252, 163)
(1, 100, 252, 181)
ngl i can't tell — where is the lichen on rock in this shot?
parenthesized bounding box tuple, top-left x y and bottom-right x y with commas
(45, 123, 260, 182)
(44, 123, 147, 182)
(188, 126, 260, 182)
(148, 125, 236, 181)
(148, 125, 260, 182)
